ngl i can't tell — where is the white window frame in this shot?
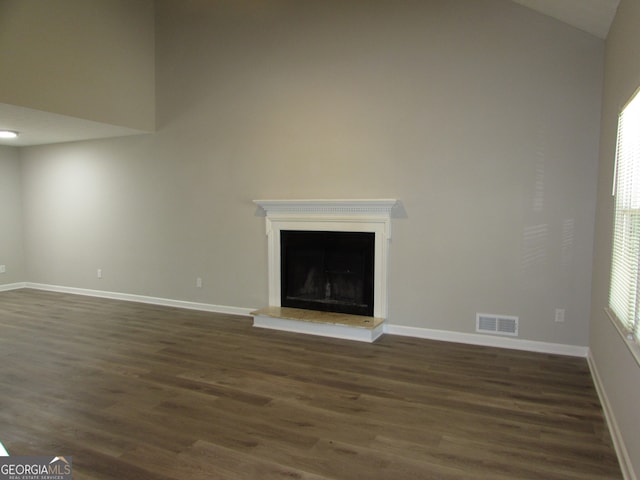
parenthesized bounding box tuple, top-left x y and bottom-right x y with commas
(608, 85, 640, 366)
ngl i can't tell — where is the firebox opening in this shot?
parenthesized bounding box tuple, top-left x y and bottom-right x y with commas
(280, 230, 375, 317)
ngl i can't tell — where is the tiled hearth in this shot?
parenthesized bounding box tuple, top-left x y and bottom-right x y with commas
(251, 307, 385, 343)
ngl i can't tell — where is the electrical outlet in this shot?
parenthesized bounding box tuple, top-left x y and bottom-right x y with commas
(555, 308, 565, 323)
(97, 268, 103, 279)
(0, 265, 6, 274)
(196, 277, 203, 288)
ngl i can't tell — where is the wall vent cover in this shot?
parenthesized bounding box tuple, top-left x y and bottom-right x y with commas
(476, 313, 519, 337)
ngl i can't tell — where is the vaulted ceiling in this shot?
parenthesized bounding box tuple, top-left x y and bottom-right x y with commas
(513, 0, 620, 39)
(0, 0, 622, 147)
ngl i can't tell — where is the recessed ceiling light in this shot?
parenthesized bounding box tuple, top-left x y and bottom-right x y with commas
(0, 130, 19, 139)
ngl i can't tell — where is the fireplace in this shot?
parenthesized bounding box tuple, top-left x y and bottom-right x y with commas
(252, 199, 397, 342)
(281, 230, 375, 316)
(254, 198, 396, 317)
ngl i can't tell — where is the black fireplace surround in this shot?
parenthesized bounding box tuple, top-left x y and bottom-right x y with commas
(280, 230, 375, 317)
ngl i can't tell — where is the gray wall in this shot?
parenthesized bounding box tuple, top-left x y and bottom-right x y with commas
(0, 0, 155, 131)
(0, 146, 24, 285)
(18, 0, 603, 347)
(590, 0, 640, 475)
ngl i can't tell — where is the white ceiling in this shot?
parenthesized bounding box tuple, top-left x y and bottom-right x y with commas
(0, 103, 147, 147)
(512, 0, 620, 39)
(0, 0, 620, 148)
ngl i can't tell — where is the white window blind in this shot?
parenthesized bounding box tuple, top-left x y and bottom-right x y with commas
(610, 87, 640, 343)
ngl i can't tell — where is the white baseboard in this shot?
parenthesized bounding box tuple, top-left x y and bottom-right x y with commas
(23, 282, 254, 317)
(384, 324, 589, 357)
(6, 282, 590, 356)
(587, 351, 637, 480)
(0, 282, 27, 292)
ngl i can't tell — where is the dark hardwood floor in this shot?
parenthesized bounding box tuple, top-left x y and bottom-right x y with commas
(0, 289, 622, 479)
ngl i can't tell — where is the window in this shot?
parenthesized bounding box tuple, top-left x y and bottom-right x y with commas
(610, 87, 640, 344)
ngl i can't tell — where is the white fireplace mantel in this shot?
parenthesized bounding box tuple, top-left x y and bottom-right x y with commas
(253, 199, 398, 320)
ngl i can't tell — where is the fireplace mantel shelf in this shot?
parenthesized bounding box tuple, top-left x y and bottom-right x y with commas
(254, 199, 398, 216)
(254, 198, 399, 240)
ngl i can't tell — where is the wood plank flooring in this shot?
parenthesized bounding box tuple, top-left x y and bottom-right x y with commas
(0, 289, 622, 479)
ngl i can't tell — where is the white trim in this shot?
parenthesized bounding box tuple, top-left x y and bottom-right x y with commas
(254, 199, 398, 218)
(0, 282, 27, 292)
(605, 308, 640, 367)
(0, 283, 592, 356)
(588, 350, 637, 480)
(254, 199, 398, 320)
(384, 324, 589, 357)
(23, 283, 253, 316)
(253, 314, 384, 343)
